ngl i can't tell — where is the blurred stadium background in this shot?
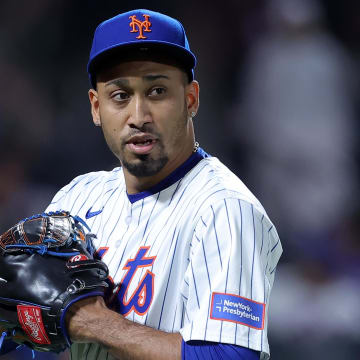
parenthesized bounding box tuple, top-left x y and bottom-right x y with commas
(1, 0, 359, 359)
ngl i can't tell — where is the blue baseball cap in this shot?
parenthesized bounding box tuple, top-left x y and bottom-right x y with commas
(87, 9, 197, 88)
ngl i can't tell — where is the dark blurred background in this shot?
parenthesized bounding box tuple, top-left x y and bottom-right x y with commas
(1, 0, 360, 359)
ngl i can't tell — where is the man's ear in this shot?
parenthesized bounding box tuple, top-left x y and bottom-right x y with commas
(186, 80, 200, 118)
(88, 89, 101, 126)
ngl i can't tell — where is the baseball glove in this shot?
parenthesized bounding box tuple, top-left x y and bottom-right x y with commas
(0, 211, 109, 353)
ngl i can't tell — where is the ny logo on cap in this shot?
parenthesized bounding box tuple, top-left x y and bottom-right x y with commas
(129, 14, 152, 39)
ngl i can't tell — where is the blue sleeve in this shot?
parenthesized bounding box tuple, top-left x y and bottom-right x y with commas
(182, 340, 260, 360)
(0, 339, 18, 355)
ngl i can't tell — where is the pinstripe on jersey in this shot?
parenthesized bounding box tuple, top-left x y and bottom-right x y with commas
(46, 149, 282, 360)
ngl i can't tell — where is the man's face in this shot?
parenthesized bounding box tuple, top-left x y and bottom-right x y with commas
(89, 60, 199, 188)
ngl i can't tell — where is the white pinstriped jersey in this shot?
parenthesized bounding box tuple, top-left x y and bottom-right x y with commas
(46, 149, 282, 360)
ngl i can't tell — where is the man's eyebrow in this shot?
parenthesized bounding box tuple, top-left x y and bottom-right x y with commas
(105, 78, 130, 88)
(143, 74, 169, 82)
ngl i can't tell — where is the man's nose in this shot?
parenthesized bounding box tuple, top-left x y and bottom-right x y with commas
(127, 95, 152, 128)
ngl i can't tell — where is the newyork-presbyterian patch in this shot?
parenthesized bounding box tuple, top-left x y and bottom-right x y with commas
(210, 292, 265, 330)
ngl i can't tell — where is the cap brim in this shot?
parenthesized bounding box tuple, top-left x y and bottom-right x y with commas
(88, 41, 196, 78)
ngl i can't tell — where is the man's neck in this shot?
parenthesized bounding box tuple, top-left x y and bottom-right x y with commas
(124, 147, 194, 195)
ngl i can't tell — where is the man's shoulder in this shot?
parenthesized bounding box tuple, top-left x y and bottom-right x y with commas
(188, 156, 279, 240)
(47, 167, 124, 210)
(66, 167, 123, 190)
(188, 157, 263, 207)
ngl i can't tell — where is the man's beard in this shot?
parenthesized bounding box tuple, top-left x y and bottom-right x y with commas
(122, 152, 168, 177)
(114, 124, 169, 177)
(120, 133, 168, 177)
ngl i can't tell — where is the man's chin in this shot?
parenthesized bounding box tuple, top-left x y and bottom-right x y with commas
(122, 155, 168, 178)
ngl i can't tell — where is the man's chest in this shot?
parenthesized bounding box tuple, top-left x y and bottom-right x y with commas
(87, 198, 193, 328)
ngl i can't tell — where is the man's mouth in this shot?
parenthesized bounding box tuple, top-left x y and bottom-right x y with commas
(132, 139, 155, 146)
(126, 135, 157, 155)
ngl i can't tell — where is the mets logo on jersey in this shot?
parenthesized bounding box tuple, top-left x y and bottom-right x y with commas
(129, 14, 152, 39)
(112, 246, 156, 316)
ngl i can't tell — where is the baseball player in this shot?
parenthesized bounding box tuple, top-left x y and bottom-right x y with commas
(3, 9, 282, 360)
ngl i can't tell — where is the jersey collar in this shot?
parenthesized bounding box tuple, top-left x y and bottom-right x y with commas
(127, 147, 209, 203)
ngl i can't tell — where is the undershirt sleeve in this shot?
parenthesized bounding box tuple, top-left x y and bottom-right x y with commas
(182, 340, 260, 360)
(0, 339, 18, 355)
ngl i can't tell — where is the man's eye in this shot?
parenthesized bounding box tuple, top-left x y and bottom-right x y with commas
(149, 87, 166, 97)
(113, 92, 129, 101)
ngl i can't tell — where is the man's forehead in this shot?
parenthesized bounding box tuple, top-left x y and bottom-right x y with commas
(104, 75, 170, 89)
